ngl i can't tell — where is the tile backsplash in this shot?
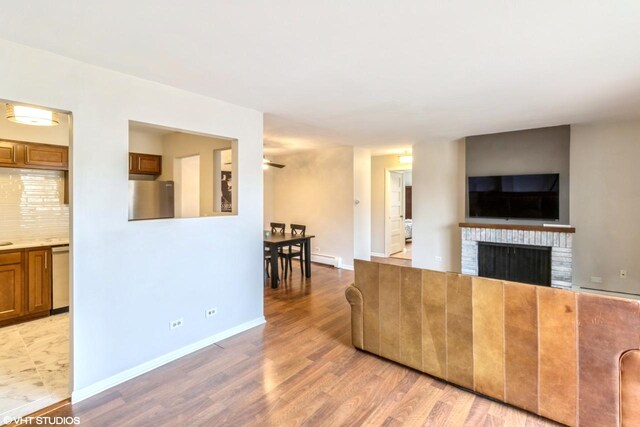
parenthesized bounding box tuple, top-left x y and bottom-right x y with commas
(0, 168, 69, 242)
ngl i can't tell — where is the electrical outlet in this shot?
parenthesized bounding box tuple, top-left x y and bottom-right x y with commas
(170, 318, 184, 330)
(620, 270, 628, 279)
(435, 256, 443, 263)
(206, 307, 217, 318)
(590, 276, 603, 284)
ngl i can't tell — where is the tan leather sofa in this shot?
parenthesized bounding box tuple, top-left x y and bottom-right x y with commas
(345, 260, 640, 427)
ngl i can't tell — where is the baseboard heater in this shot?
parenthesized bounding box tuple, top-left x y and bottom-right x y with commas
(311, 253, 342, 268)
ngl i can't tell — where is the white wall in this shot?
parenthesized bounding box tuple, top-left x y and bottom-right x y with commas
(0, 39, 264, 397)
(129, 128, 163, 155)
(353, 147, 371, 261)
(370, 154, 410, 255)
(571, 120, 640, 294)
(267, 146, 355, 268)
(263, 166, 274, 230)
(412, 139, 465, 272)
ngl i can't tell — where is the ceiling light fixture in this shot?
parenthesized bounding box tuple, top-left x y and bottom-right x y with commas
(399, 154, 413, 164)
(6, 104, 59, 126)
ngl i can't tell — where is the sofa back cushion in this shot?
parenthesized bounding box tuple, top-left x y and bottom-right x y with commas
(352, 259, 640, 427)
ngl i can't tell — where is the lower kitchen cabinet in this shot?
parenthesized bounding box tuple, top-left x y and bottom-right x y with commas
(0, 248, 52, 325)
(0, 253, 23, 321)
(27, 249, 51, 314)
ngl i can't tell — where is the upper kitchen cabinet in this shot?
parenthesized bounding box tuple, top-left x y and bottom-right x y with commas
(23, 142, 68, 169)
(129, 152, 162, 175)
(0, 141, 19, 166)
(0, 140, 68, 171)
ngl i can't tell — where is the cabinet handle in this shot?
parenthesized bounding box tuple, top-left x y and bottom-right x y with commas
(129, 155, 132, 170)
(45, 254, 48, 270)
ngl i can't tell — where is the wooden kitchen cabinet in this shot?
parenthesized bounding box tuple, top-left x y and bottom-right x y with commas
(0, 251, 24, 322)
(27, 249, 51, 314)
(0, 248, 53, 326)
(0, 139, 68, 171)
(23, 143, 68, 170)
(129, 152, 162, 175)
(0, 141, 19, 166)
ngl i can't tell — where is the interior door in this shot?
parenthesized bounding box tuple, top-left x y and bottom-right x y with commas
(386, 171, 405, 256)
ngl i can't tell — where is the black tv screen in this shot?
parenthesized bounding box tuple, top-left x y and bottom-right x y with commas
(468, 174, 560, 220)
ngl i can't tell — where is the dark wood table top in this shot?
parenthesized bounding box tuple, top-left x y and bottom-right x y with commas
(264, 232, 315, 245)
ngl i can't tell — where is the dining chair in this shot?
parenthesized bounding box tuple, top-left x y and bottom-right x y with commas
(264, 251, 271, 279)
(270, 222, 285, 234)
(265, 222, 286, 282)
(279, 224, 306, 280)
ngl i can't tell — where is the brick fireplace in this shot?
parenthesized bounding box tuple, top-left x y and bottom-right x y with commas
(460, 223, 574, 288)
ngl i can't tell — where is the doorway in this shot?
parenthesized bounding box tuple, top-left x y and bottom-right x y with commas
(0, 100, 72, 421)
(384, 169, 412, 259)
(174, 155, 200, 218)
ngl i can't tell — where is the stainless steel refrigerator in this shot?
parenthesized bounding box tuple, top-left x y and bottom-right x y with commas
(128, 180, 175, 220)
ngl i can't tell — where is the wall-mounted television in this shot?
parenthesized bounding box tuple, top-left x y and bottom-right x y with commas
(468, 174, 560, 220)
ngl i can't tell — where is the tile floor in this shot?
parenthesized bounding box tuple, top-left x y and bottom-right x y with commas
(0, 313, 69, 424)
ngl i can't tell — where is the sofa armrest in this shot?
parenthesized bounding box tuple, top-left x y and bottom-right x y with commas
(621, 349, 640, 426)
(345, 284, 364, 349)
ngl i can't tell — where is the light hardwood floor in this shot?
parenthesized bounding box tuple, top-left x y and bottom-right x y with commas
(29, 264, 559, 426)
(390, 242, 413, 260)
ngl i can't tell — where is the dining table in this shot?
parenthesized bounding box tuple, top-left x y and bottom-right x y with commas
(264, 232, 315, 288)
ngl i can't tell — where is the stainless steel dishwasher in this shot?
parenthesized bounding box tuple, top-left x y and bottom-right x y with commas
(52, 245, 70, 313)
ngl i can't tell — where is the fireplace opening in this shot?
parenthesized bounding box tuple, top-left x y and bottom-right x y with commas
(478, 242, 551, 286)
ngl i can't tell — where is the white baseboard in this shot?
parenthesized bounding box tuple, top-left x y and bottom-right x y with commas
(371, 252, 386, 257)
(341, 264, 354, 271)
(71, 316, 266, 404)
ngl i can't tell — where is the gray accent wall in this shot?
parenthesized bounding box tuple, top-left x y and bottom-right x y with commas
(465, 125, 570, 225)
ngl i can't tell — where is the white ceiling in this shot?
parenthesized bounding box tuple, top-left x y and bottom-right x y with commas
(1, 1, 640, 154)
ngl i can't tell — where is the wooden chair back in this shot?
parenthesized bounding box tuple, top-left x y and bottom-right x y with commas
(271, 222, 286, 234)
(291, 224, 306, 237)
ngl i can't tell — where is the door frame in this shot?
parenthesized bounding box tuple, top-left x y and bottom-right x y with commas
(384, 166, 412, 257)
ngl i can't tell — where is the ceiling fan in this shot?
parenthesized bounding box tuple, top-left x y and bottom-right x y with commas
(224, 157, 286, 169)
(262, 158, 285, 169)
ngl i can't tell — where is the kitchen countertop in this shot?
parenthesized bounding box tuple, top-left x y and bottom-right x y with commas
(0, 239, 69, 251)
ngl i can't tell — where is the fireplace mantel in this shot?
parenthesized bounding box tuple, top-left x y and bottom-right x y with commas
(459, 222, 575, 233)
(460, 222, 574, 288)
